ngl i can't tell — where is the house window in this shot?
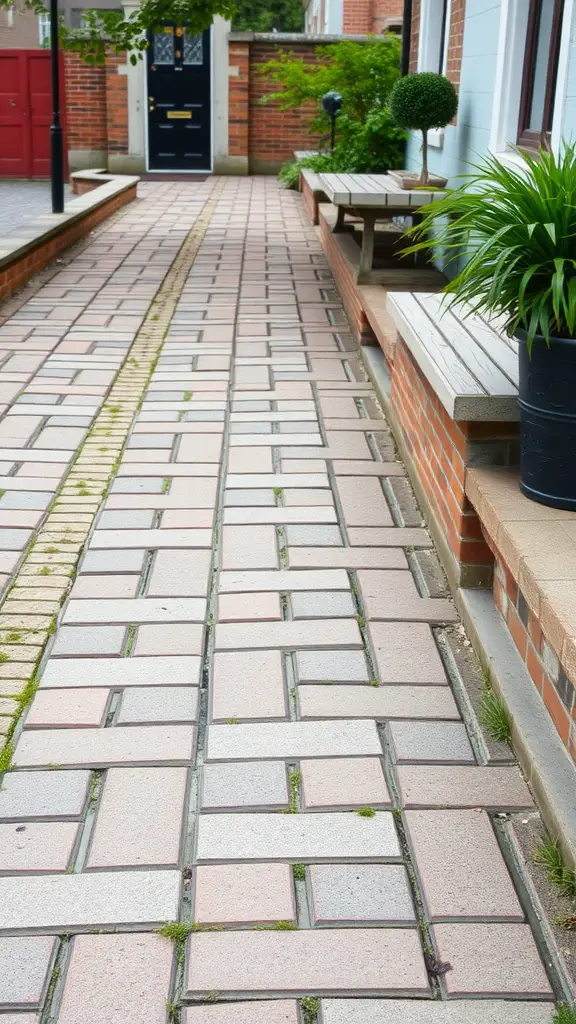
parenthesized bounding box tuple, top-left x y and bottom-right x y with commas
(418, 0, 451, 74)
(38, 12, 50, 45)
(518, 0, 564, 148)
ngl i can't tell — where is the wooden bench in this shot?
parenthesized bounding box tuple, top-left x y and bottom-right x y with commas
(318, 172, 447, 285)
(382, 291, 520, 588)
(299, 168, 327, 226)
(387, 292, 519, 421)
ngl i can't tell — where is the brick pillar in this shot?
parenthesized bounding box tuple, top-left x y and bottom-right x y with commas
(64, 52, 107, 172)
(105, 52, 129, 158)
(228, 41, 250, 166)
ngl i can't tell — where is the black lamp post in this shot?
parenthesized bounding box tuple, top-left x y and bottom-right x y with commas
(50, 0, 64, 213)
(321, 91, 343, 154)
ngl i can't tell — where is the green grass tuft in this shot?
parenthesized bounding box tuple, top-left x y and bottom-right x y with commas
(479, 685, 511, 743)
(356, 806, 376, 818)
(287, 769, 301, 814)
(533, 836, 576, 901)
(292, 863, 306, 881)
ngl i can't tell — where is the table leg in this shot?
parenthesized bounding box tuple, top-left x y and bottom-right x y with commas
(333, 204, 347, 233)
(359, 211, 377, 279)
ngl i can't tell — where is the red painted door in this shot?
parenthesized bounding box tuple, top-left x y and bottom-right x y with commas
(0, 51, 30, 176)
(0, 50, 66, 178)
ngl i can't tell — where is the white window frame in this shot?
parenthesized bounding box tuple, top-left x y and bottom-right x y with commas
(38, 11, 50, 44)
(417, 0, 452, 148)
(490, 0, 576, 166)
(418, 0, 452, 75)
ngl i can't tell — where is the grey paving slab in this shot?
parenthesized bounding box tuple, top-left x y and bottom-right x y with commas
(185, 929, 429, 996)
(63, 598, 206, 624)
(206, 720, 382, 761)
(14, 725, 195, 768)
(397, 766, 534, 809)
(369, 622, 448, 684)
(298, 686, 460, 720)
(215, 619, 362, 650)
(90, 528, 212, 549)
(201, 762, 289, 810)
(51, 626, 126, 657)
(0, 870, 180, 931)
(388, 721, 475, 763)
(0, 770, 90, 821)
(40, 656, 201, 689)
(291, 591, 356, 618)
(432, 922, 552, 996)
(56, 933, 174, 1024)
(116, 686, 199, 724)
(309, 863, 415, 924)
(80, 550, 146, 573)
(196, 811, 400, 862)
(320, 1000, 555, 1023)
(0, 935, 56, 1008)
(218, 569, 350, 592)
(295, 650, 370, 682)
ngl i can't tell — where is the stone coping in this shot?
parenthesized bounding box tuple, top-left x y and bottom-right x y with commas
(0, 171, 139, 272)
(228, 31, 374, 41)
(466, 467, 576, 682)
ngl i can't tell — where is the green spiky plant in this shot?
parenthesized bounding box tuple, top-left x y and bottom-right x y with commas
(553, 1004, 576, 1023)
(403, 144, 576, 354)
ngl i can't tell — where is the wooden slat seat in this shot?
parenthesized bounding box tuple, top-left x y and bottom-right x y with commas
(387, 291, 519, 421)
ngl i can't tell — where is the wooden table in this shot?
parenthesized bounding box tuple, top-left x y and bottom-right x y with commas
(318, 173, 444, 279)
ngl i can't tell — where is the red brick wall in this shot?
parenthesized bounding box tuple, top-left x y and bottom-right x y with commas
(409, 0, 420, 72)
(343, 0, 373, 34)
(371, 0, 404, 31)
(490, 541, 576, 762)
(64, 53, 107, 152)
(391, 340, 510, 578)
(247, 42, 324, 169)
(445, 0, 465, 92)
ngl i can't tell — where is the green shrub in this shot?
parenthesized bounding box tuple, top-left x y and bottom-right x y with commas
(390, 72, 458, 183)
(260, 39, 405, 177)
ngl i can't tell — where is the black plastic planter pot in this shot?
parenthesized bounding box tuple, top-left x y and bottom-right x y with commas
(517, 329, 576, 510)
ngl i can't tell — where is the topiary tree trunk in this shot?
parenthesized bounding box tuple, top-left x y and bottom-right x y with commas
(421, 129, 429, 185)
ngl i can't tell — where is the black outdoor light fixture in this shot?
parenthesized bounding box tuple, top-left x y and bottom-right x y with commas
(50, 0, 65, 214)
(322, 91, 343, 153)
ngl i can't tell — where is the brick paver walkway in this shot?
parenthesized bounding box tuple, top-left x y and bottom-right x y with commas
(0, 177, 559, 1022)
(0, 182, 72, 236)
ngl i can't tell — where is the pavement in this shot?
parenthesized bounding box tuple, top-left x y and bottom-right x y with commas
(0, 176, 561, 1022)
(0, 182, 72, 237)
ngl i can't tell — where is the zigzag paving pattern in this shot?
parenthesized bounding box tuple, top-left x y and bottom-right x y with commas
(0, 177, 561, 1022)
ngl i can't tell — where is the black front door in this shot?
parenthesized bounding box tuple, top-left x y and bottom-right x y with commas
(146, 25, 211, 172)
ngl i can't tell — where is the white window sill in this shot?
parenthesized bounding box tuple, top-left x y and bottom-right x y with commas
(490, 148, 530, 175)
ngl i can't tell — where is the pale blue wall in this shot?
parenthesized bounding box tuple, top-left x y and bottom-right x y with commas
(405, 0, 502, 184)
(561, 6, 576, 142)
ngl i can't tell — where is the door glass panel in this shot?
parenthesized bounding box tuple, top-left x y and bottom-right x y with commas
(528, 0, 555, 130)
(183, 31, 203, 65)
(154, 30, 174, 65)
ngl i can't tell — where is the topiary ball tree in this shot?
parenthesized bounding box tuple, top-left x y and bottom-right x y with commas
(390, 72, 458, 184)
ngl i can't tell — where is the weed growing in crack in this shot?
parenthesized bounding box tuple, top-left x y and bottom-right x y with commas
(0, 652, 9, 663)
(533, 836, 576, 902)
(357, 806, 376, 818)
(225, 717, 238, 725)
(39, 567, 53, 576)
(0, 740, 13, 774)
(478, 673, 511, 743)
(183, 391, 192, 401)
(205, 991, 220, 1003)
(158, 921, 201, 941)
(369, 678, 380, 687)
(161, 478, 171, 494)
(554, 1005, 576, 1024)
(301, 997, 320, 1024)
(292, 863, 306, 881)
(286, 769, 300, 814)
(357, 613, 366, 629)
(256, 920, 297, 930)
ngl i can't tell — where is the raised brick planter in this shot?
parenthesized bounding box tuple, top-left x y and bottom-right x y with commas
(0, 172, 138, 302)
